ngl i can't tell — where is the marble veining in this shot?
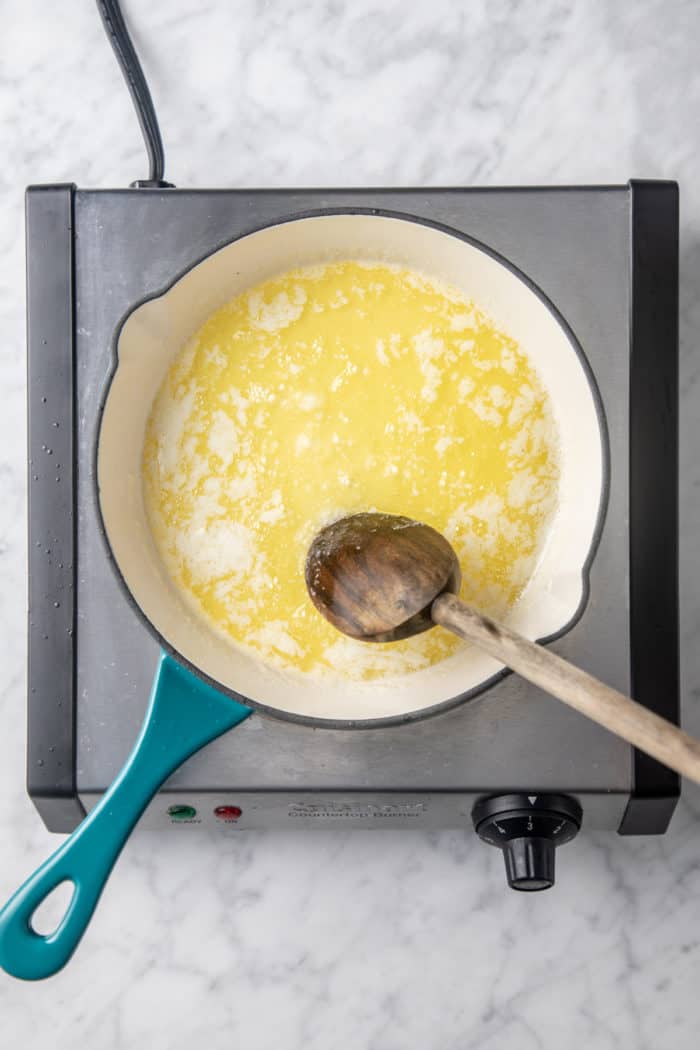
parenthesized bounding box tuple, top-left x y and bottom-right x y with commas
(0, 0, 699, 1046)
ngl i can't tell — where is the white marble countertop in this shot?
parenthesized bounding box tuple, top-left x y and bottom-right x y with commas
(1, 0, 699, 1046)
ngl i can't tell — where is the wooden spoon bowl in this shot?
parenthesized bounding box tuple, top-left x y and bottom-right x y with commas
(305, 512, 461, 642)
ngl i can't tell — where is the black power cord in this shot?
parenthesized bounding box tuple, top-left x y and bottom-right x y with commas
(95, 0, 173, 187)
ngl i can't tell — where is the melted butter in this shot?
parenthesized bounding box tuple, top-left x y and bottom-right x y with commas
(143, 262, 559, 680)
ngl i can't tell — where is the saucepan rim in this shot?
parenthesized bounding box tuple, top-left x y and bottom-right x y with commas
(93, 206, 610, 729)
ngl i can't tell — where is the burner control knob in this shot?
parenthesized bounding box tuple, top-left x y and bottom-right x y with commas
(472, 793, 582, 892)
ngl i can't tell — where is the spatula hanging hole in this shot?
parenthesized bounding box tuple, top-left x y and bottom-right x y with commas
(30, 880, 76, 936)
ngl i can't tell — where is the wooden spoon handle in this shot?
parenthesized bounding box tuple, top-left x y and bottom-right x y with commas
(432, 592, 700, 786)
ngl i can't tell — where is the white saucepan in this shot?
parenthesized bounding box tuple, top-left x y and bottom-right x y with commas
(0, 211, 606, 980)
(100, 210, 607, 723)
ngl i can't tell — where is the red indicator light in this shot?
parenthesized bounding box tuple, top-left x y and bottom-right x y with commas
(214, 805, 242, 820)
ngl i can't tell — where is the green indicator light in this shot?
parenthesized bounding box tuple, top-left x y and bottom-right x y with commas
(168, 804, 197, 821)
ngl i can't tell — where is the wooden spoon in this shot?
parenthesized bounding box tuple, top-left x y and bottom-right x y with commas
(306, 512, 700, 786)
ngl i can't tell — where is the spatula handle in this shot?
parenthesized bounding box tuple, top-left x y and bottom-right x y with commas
(432, 592, 700, 786)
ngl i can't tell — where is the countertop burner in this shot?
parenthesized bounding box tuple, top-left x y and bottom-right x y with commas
(26, 182, 679, 866)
